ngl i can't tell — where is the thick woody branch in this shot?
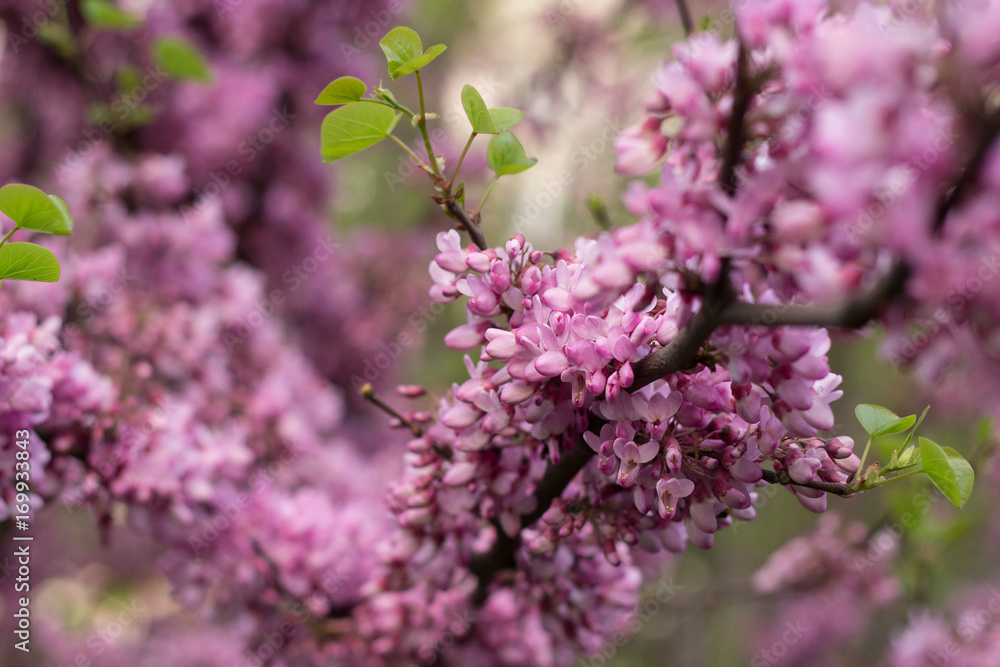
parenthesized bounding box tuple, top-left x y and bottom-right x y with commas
(468, 302, 727, 603)
(718, 44, 751, 196)
(933, 109, 1000, 235)
(674, 0, 694, 37)
(718, 260, 910, 329)
(760, 469, 853, 496)
(443, 199, 489, 251)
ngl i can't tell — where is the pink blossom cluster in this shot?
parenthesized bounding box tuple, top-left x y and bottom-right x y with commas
(611, 0, 1000, 425)
(888, 585, 1000, 667)
(346, 220, 858, 660)
(0, 0, 430, 663)
(750, 514, 901, 665)
(0, 311, 115, 519)
(0, 0, 999, 664)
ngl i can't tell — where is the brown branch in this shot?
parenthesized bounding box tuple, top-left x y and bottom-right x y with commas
(932, 109, 1000, 235)
(718, 260, 910, 329)
(760, 469, 853, 496)
(718, 43, 751, 196)
(359, 383, 423, 437)
(468, 299, 729, 603)
(467, 44, 759, 602)
(674, 0, 694, 37)
(443, 198, 489, 251)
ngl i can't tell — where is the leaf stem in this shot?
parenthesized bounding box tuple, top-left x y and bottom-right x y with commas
(414, 70, 440, 177)
(388, 134, 430, 172)
(448, 132, 477, 191)
(373, 91, 415, 118)
(0, 227, 17, 249)
(853, 436, 874, 482)
(861, 467, 924, 490)
(474, 174, 500, 218)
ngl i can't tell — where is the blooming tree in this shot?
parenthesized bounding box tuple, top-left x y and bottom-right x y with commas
(0, 0, 999, 665)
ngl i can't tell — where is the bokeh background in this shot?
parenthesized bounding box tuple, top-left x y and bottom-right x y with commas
(0, 0, 994, 665)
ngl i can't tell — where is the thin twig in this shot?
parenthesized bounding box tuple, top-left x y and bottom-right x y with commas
(932, 109, 1000, 235)
(718, 43, 751, 196)
(718, 260, 910, 329)
(360, 383, 423, 437)
(443, 199, 489, 251)
(674, 0, 694, 37)
(760, 469, 853, 496)
(468, 302, 729, 602)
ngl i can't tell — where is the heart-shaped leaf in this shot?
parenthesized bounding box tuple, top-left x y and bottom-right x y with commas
(0, 184, 73, 235)
(487, 131, 537, 176)
(153, 38, 212, 82)
(316, 76, 367, 105)
(462, 85, 495, 134)
(487, 107, 525, 133)
(80, 0, 140, 30)
(379, 27, 446, 79)
(391, 44, 447, 79)
(919, 437, 974, 508)
(380, 27, 423, 74)
(855, 404, 914, 437)
(0, 242, 61, 282)
(47, 195, 74, 236)
(320, 103, 401, 163)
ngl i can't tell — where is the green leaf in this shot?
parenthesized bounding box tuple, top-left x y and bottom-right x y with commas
(461, 85, 495, 134)
(896, 445, 917, 468)
(153, 38, 212, 82)
(47, 196, 74, 236)
(487, 107, 525, 132)
(0, 243, 60, 282)
(487, 131, 538, 176)
(380, 27, 423, 73)
(316, 77, 367, 105)
(80, 0, 140, 30)
(975, 416, 993, 447)
(875, 414, 916, 437)
(378, 27, 446, 79)
(902, 405, 930, 449)
(942, 446, 975, 507)
(0, 185, 73, 236)
(855, 404, 915, 437)
(320, 103, 401, 163)
(919, 437, 974, 508)
(391, 44, 447, 79)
